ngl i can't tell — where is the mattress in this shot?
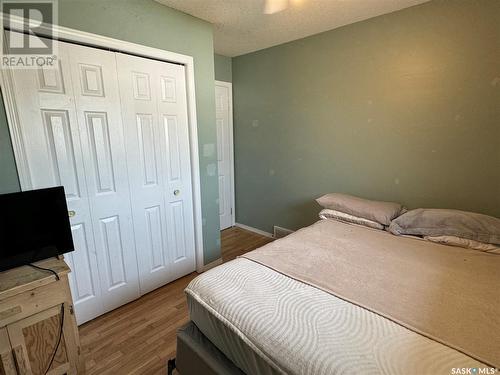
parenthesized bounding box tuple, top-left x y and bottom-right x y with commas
(186, 257, 487, 375)
(187, 290, 278, 375)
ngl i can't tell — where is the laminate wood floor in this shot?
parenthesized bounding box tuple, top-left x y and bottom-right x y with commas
(79, 226, 273, 374)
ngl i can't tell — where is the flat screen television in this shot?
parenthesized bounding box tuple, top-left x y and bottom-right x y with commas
(0, 187, 74, 272)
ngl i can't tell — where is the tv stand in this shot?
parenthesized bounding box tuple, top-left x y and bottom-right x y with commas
(0, 257, 84, 374)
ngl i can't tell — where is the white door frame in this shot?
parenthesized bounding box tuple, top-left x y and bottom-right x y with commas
(215, 80, 235, 227)
(0, 15, 206, 272)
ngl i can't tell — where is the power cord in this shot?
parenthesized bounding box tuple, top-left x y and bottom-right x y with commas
(27, 263, 60, 281)
(44, 303, 65, 374)
(27, 262, 64, 374)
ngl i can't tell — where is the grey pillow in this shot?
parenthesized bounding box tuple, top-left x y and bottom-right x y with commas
(389, 209, 500, 245)
(315, 193, 403, 226)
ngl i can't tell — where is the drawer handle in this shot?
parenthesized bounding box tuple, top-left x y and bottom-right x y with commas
(68, 210, 76, 217)
(173, 189, 180, 196)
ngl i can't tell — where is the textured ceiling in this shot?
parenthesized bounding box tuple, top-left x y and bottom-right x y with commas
(155, 0, 430, 57)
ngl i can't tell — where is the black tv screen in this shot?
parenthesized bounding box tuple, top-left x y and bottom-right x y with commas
(0, 187, 74, 272)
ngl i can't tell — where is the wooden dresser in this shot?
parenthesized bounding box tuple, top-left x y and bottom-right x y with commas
(0, 258, 84, 374)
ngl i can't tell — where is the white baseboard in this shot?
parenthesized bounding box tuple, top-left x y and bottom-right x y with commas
(235, 223, 274, 238)
(199, 258, 222, 273)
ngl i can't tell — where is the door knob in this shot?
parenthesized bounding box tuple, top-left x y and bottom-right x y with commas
(68, 210, 76, 217)
(173, 190, 180, 196)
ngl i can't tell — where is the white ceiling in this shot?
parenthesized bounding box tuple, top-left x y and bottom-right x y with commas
(155, 0, 430, 57)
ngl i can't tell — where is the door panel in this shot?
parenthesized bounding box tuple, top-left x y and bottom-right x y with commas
(85, 112, 116, 192)
(170, 201, 187, 262)
(8, 32, 103, 324)
(65, 224, 97, 303)
(145, 205, 165, 271)
(41, 110, 80, 198)
(164, 115, 182, 181)
(79, 64, 104, 97)
(117, 53, 196, 293)
(38, 63, 65, 93)
(136, 114, 159, 185)
(215, 83, 233, 230)
(66, 43, 140, 313)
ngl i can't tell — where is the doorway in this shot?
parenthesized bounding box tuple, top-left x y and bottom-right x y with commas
(215, 81, 235, 230)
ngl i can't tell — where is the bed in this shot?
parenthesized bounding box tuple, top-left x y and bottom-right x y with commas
(179, 219, 499, 374)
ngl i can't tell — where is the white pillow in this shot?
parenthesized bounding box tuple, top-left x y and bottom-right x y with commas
(424, 235, 500, 253)
(319, 209, 384, 230)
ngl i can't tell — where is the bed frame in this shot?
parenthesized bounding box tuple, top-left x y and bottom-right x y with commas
(168, 321, 244, 375)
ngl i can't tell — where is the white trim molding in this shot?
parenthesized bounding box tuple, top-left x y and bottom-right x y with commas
(215, 80, 235, 227)
(0, 15, 206, 272)
(235, 223, 274, 238)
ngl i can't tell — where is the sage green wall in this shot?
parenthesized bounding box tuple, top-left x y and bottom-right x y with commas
(233, 0, 500, 233)
(0, 0, 221, 263)
(214, 54, 232, 82)
(0, 90, 19, 194)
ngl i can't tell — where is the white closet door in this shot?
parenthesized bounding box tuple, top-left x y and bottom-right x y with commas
(65, 44, 140, 315)
(116, 53, 196, 294)
(7, 33, 103, 323)
(215, 82, 233, 230)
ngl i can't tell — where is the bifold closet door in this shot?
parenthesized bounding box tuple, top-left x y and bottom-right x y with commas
(64, 43, 140, 316)
(7, 30, 197, 321)
(7, 32, 140, 323)
(116, 53, 196, 294)
(8, 34, 102, 324)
